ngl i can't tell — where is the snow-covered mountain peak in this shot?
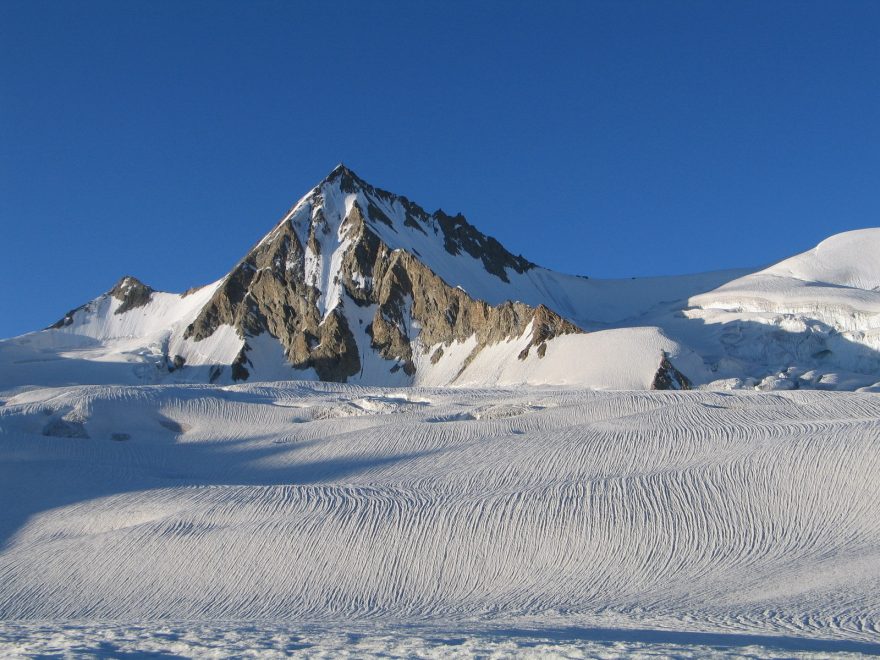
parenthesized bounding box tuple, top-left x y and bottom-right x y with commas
(273, 166, 536, 298)
(6, 165, 880, 393)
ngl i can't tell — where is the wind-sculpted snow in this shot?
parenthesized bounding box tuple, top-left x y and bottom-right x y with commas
(1, 384, 879, 655)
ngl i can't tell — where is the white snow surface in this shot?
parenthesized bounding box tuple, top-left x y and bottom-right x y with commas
(453, 325, 707, 389)
(0, 383, 879, 656)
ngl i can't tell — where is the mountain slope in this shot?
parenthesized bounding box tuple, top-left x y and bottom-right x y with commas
(181, 166, 583, 385)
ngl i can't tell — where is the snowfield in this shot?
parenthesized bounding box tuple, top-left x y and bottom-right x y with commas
(1, 382, 879, 656)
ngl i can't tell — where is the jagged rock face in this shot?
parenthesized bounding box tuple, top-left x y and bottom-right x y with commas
(432, 210, 534, 282)
(651, 352, 692, 390)
(360, 247, 579, 376)
(183, 212, 362, 382)
(183, 165, 581, 383)
(332, 165, 534, 283)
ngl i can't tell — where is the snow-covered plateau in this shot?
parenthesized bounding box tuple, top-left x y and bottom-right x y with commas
(1, 383, 879, 657)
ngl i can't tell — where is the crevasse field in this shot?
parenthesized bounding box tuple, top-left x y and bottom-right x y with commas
(1, 383, 879, 657)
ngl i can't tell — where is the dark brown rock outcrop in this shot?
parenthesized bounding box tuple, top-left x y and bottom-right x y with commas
(110, 276, 155, 315)
(651, 351, 692, 390)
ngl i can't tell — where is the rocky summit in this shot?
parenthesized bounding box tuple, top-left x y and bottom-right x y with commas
(182, 165, 581, 383)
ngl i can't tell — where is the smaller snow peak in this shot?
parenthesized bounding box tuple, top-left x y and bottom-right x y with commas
(110, 275, 149, 294)
(47, 274, 158, 330)
(109, 276, 155, 315)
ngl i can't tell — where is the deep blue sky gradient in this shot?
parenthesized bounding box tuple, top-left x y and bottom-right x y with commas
(2, 1, 879, 337)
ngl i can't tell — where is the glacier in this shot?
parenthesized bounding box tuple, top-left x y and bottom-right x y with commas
(1, 382, 879, 656)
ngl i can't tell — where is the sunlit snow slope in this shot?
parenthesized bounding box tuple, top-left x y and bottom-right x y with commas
(1, 383, 878, 650)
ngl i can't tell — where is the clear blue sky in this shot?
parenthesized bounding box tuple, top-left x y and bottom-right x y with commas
(2, 1, 879, 338)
